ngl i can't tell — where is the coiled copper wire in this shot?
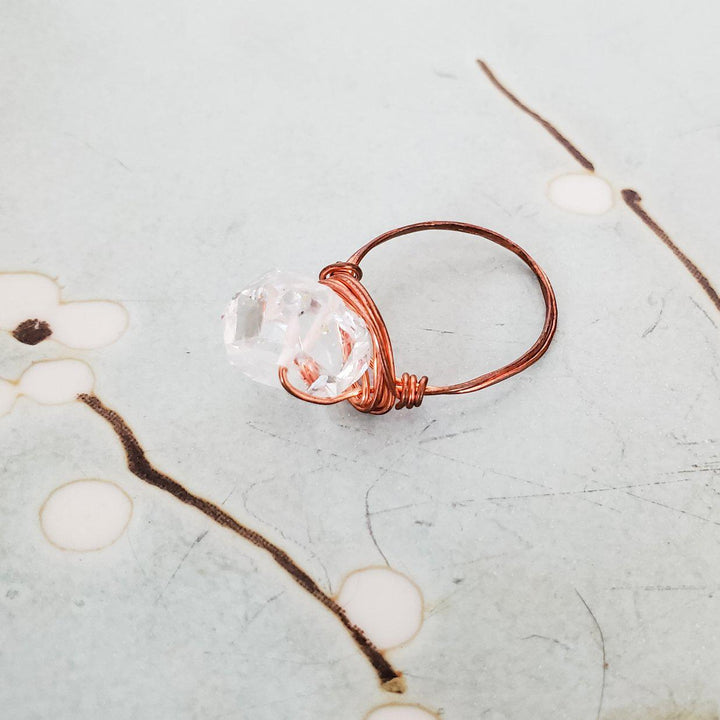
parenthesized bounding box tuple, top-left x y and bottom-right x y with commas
(279, 221, 558, 414)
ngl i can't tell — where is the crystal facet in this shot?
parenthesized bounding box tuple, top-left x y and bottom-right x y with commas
(223, 270, 372, 398)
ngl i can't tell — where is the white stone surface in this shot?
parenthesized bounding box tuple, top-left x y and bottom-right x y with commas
(1, 2, 719, 720)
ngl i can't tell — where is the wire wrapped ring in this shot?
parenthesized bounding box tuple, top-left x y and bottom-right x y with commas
(278, 220, 558, 414)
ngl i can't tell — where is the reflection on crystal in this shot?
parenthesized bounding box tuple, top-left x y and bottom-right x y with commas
(223, 270, 372, 398)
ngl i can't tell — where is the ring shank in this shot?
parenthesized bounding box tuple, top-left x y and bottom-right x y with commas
(347, 221, 558, 397)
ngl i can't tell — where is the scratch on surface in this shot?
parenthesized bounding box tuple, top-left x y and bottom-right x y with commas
(625, 491, 720, 526)
(419, 426, 484, 445)
(366, 478, 391, 567)
(155, 529, 209, 604)
(490, 518, 533, 549)
(245, 590, 286, 629)
(486, 475, 698, 502)
(65, 133, 132, 172)
(522, 634, 572, 651)
(670, 432, 717, 447)
(421, 327, 456, 335)
(126, 532, 148, 578)
(642, 294, 667, 338)
(418, 448, 621, 514)
(576, 589, 607, 720)
(221, 482, 240, 506)
(246, 420, 410, 481)
(610, 584, 711, 592)
(424, 582, 470, 618)
(369, 500, 434, 516)
(690, 296, 718, 327)
(241, 474, 334, 594)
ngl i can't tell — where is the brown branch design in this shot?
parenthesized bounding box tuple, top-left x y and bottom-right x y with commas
(78, 392, 406, 694)
(477, 59, 720, 317)
(622, 189, 720, 313)
(477, 59, 594, 172)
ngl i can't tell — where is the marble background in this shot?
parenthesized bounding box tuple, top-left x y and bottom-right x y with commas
(1, 1, 719, 718)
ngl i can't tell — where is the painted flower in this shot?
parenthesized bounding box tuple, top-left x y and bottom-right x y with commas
(0, 272, 128, 348)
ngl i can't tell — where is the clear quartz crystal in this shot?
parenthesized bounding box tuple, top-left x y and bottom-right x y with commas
(223, 269, 372, 398)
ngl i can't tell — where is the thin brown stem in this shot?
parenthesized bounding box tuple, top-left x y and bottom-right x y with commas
(622, 189, 720, 314)
(78, 393, 405, 693)
(477, 59, 595, 172)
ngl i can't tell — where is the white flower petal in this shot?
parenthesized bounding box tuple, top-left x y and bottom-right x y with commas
(40, 479, 132, 552)
(18, 359, 95, 404)
(548, 173, 613, 215)
(50, 301, 128, 349)
(337, 567, 424, 650)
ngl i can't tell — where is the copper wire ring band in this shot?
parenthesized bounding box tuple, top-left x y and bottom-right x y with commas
(279, 221, 558, 414)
